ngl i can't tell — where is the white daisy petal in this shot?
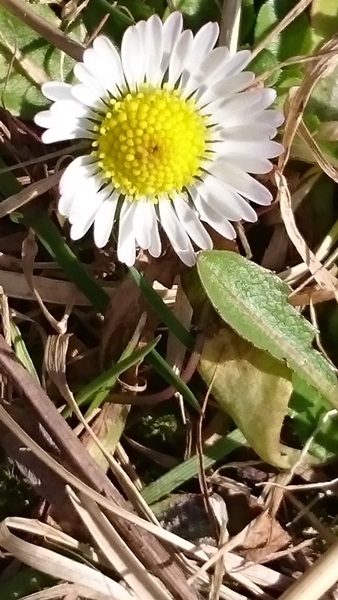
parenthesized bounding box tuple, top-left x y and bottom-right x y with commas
(174, 245, 196, 267)
(69, 178, 106, 240)
(50, 99, 90, 121)
(132, 198, 156, 249)
(118, 202, 137, 266)
(208, 163, 272, 205)
(93, 36, 125, 90)
(148, 211, 162, 258)
(212, 122, 279, 141)
(94, 191, 119, 248)
(58, 195, 73, 217)
(158, 198, 197, 265)
(41, 127, 82, 144)
(204, 153, 272, 175)
(41, 82, 72, 101)
(191, 190, 236, 239)
(173, 194, 212, 249)
(180, 22, 219, 95)
(195, 72, 254, 106)
(34, 110, 53, 128)
(83, 47, 119, 95)
(74, 63, 106, 95)
(121, 25, 145, 90)
(195, 175, 257, 222)
(69, 174, 103, 224)
(70, 189, 104, 240)
(168, 30, 193, 89)
(192, 47, 230, 88)
(71, 83, 106, 110)
(161, 11, 183, 72)
(221, 50, 252, 77)
(60, 156, 96, 205)
(214, 139, 283, 160)
(203, 88, 277, 122)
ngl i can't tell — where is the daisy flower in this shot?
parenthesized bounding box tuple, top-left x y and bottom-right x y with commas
(35, 11, 283, 266)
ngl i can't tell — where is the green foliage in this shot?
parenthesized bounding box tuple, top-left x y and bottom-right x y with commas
(197, 251, 338, 464)
(0, 3, 77, 117)
(197, 251, 338, 410)
(290, 375, 338, 462)
(254, 0, 313, 60)
(169, 0, 219, 30)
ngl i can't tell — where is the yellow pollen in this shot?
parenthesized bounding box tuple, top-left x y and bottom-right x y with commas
(92, 87, 207, 199)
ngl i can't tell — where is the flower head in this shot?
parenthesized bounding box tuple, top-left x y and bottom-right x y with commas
(35, 12, 283, 266)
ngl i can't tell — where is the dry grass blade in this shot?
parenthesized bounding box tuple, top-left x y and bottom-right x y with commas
(298, 121, 338, 184)
(276, 39, 338, 297)
(0, 268, 93, 305)
(277, 172, 338, 295)
(0, 517, 135, 600)
(0, 0, 84, 61)
(0, 30, 49, 85)
(68, 488, 173, 600)
(278, 540, 338, 600)
(251, 0, 313, 59)
(22, 232, 71, 333)
(279, 36, 338, 170)
(0, 171, 61, 218)
(0, 271, 174, 306)
(17, 582, 113, 600)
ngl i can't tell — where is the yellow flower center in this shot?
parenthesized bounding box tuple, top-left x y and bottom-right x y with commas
(91, 86, 207, 199)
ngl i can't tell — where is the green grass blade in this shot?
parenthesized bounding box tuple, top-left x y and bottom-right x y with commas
(142, 429, 246, 505)
(129, 267, 194, 350)
(145, 348, 200, 411)
(10, 321, 39, 381)
(74, 336, 161, 410)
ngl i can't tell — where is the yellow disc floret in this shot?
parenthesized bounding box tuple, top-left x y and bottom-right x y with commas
(91, 86, 207, 199)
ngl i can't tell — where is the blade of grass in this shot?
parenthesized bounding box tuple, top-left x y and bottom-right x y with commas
(141, 429, 246, 505)
(129, 267, 194, 350)
(145, 349, 200, 412)
(73, 336, 161, 412)
(10, 321, 39, 381)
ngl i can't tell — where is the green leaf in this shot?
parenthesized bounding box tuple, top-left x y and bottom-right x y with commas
(82, 0, 138, 45)
(254, 0, 313, 60)
(0, 3, 77, 117)
(311, 0, 338, 45)
(249, 48, 281, 86)
(290, 375, 338, 462)
(199, 327, 294, 468)
(307, 65, 338, 123)
(169, 0, 219, 30)
(197, 251, 338, 409)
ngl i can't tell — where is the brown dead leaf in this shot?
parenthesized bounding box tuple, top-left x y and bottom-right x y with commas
(240, 511, 291, 563)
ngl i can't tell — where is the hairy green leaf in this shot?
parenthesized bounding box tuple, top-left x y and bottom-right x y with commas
(197, 251, 338, 409)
